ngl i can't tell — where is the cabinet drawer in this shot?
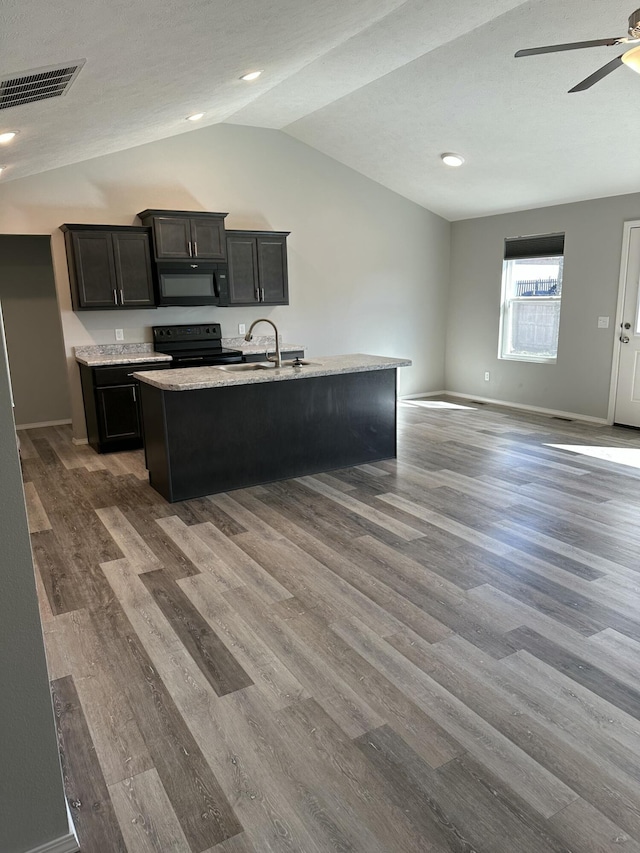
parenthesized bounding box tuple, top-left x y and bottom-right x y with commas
(93, 362, 171, 387)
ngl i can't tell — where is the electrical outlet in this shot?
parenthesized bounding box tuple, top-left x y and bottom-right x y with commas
(597, 316, 610, 329)
(238, 323, 246, 335)
(484, 371, 490, 381)
(115, 329, 124, 341)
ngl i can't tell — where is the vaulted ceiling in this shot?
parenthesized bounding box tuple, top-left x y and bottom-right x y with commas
(2, 0, 639, 219)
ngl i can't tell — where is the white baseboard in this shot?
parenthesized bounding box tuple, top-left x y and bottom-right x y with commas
(71, 437, 88, 445)
(15, 418, 72, 431)
(444, 391, 608, 424)
(399, 390, 446, 400)
(26, 833, 80, 853)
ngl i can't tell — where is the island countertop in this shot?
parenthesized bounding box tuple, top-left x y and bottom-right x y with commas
(133, 353, 411, 391)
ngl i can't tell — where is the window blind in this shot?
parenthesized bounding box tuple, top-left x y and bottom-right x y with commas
(504, 233, 565, 260)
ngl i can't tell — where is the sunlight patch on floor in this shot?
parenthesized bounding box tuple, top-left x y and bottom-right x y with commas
(401, 400, 477, 411)
(547, 444, 640, 469)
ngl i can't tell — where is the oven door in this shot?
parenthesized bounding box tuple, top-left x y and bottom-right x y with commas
(156, 263, 227, 306)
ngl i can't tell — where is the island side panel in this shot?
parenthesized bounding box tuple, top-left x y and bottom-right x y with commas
(143, 368, 398, 502)
(138, 381, 173, 499)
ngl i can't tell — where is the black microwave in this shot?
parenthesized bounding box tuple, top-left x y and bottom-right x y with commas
(156, 261, 229, 306)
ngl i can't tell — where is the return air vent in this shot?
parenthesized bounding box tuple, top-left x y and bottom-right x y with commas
(0, 61, 85, 111)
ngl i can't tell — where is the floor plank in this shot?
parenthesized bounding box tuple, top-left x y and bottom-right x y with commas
(51, 675, 128, 853)
(23, 402, 640, 852)
(140, 568, 254, 697)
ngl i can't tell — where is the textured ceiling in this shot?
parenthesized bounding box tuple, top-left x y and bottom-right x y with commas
(1, 0, 639, 219)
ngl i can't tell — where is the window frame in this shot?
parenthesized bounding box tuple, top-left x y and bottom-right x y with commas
(498, 234, 565, 365)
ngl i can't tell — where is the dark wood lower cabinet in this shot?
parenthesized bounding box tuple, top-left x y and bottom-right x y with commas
(139, 368, 398, 502)
(79, 362, 172, 453)
(96, 385, 140, 442)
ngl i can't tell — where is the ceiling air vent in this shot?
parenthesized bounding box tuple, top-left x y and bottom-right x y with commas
(0, 60, 85, 111)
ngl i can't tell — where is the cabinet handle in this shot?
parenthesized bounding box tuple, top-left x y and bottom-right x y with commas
(120, 288, 124, 304)
(113, 289, 118, 305)
(254, 288, 260, 302)
(132, 386, 137, 402)
(193, 241, 198, 257)
(260, 287, 265, 302)
(188, 241, 192, 256)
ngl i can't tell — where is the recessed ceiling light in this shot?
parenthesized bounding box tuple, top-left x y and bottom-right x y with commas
(240, 70, 262, 81)
(0, 132, 17, 144)
(187, 113, 205, 122)
(441, 152, 465, 167)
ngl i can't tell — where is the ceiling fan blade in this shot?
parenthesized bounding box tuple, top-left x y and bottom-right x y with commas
(568, 54, 625, 91)
(515, 38, 621, 57)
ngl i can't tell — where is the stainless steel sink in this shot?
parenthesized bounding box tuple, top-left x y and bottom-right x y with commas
(217, 360, 320, 373)
(216, 362, 275, 372)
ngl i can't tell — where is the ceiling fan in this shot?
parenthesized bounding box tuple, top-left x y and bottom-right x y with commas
(515, 7, 640, 92)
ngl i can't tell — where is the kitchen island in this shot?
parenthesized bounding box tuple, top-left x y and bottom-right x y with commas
(134, 354, 411, 502)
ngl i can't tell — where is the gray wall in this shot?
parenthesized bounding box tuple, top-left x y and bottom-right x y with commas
(447, 192, 640, 419)
(0, 323, 70, 851)
(0, 235, 70, 427)
(0, 124, 449, 440)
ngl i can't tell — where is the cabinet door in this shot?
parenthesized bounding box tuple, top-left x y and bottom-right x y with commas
(258, 236, 289, 304)
(227, 236, 259, 304)
(112, 231, 155, 306)
(191, 217, 226, 260)
(153, 217, 193, 258)
(71, 231, 119, 308)
(96, 384, 140, 440)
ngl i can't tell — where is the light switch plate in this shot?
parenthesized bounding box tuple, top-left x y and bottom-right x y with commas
(597, 316, 609, 329)
(115, 328, 124, 341)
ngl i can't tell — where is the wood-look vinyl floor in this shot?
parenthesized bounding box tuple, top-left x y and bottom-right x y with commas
(21, 400, 640, 853)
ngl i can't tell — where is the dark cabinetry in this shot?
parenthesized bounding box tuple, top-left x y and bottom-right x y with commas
(79, 361, 171, 452)
(225, 231, 289, 306)
(61, 225, 155, 311)
(138, 209, 228, 261)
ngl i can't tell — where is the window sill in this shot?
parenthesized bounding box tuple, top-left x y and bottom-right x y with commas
(499, 354, 557, 364)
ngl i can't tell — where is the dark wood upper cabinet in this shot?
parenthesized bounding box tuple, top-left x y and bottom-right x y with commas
(137, 209, 228, 261)
(224, 230, 289, 306)
(112, 231, 155, 306)
(258, 236, 288, 303)
(152, 216, 192, 258)
(227, 235, 260, 304)
(61, 224, 155, 311)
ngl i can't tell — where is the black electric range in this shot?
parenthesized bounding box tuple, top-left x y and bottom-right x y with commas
(152, 323, 243, 367)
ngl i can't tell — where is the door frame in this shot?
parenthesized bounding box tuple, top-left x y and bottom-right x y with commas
(607, 219, 640, 425)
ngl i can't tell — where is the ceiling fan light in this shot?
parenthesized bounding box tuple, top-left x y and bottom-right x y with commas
(622, 44, 640, 73)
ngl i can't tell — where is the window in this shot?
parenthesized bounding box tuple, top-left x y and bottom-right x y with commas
(499, 233, 564, 363)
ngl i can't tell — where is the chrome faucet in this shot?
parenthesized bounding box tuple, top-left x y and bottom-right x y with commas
(245, 318, 282, 367)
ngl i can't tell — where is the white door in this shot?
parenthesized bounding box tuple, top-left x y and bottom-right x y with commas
(613, 222, 640, 427)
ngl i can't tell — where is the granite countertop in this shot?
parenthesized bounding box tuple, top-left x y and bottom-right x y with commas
(134, 354, 411, 392)
(74, 344, 171, 367)
(224, 335, 305, 355)
(74, 339, 305, 366)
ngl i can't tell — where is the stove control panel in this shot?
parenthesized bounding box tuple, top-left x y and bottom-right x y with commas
(152, 324, 222, 343)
